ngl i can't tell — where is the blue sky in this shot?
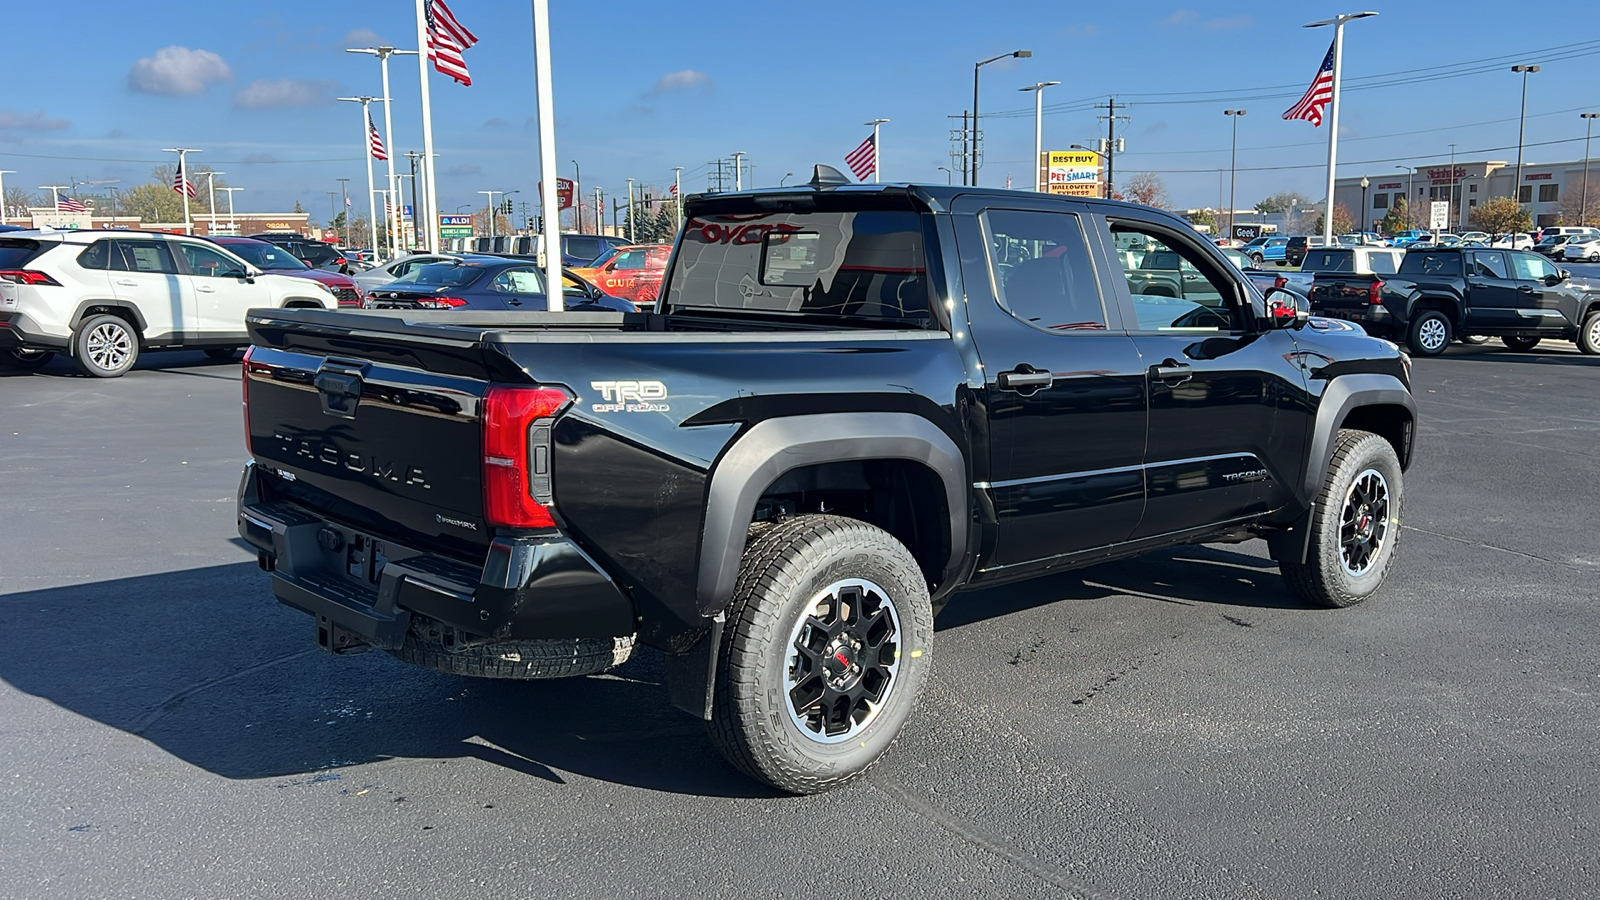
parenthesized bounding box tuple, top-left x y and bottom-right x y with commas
(4, 1, 1598, 223)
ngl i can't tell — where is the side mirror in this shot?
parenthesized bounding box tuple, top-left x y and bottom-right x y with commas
(1261, 286, 1309, 330)
(1546, 270, 1568, 286)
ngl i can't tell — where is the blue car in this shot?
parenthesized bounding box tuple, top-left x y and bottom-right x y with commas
(362, 256, 638, 311)
(1389, 229, 1429, 247)
(1241, 235, 1289, 266)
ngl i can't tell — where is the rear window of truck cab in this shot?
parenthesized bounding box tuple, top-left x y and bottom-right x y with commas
(665, 203, 932, 325)
(1400, 251, 1461, 276)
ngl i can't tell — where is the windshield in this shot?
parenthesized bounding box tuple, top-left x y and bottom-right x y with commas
(224, 242, 308, 270)
(1399, 251, 1462, 276)
(393, 261, 485, 287)
(1220, 249, 1249, 269)
(1303, 250, 1353, 272)
(665, 207, 931, 324)
(588, 245, 632, 268)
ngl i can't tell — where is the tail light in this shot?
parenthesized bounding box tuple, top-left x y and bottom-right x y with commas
(416, 296, 468, 309)
(1369, 279, 1385, 305)
(0, 269, 61, 286)
(1273, 275, 1287, 291)
(482, 384, 571, 529)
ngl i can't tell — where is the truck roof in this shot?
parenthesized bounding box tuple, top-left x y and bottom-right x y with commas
(684, 181, 1190, 225)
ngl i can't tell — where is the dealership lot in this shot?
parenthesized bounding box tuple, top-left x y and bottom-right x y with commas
(2, 344, 1596, 899)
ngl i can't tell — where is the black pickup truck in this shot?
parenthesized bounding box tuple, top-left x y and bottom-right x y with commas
(1313, 246, 1600, 356)
(237, 173, 1417, 793)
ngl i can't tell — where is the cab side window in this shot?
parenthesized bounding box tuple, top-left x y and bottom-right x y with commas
(1112, 224, 1245, 333)
(611, 250, 646, 271)
(1470, 251, 1508, 279)
(76, 241, 114, 270)
(980, 209, 1107, 332)
(1510, 252, 1556, 282)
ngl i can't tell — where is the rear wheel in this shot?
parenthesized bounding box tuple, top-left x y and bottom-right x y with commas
(1577, 312, 1600, 356)
(708, 515, 933, 794)
(1250, 253, 1264, 267)
(1501, 335, 1541, 351)
(73, 314, 139, 377)
(0, 347, 54, 371)
(1280, 429, 1404, 608)
(1406, 309, 1451, 356)
(1458, 334, 1489, 345)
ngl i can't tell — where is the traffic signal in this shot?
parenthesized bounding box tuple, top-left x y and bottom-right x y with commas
(502, 198, 514, 215)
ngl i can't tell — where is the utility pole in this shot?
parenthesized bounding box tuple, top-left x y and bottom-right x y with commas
(203, 170, 224, 233)
(1095, 97, 1129, 199)
(673, 167, 682, 231)
(405, 150, 422, 249)
(949, 113, 971, 185)
(626, 178, 635, 242)
(326, 190, 338, 235)
(1225, 110, 1246, 237)
(732, 152, 745, 190)
(594, 187, 603, 236)
(336, 178, 351, 246)
(1580, 112, 1598, 227)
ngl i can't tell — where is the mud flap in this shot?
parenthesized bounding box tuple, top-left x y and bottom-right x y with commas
(1266, 507, 1315, 566)
(665, 615, 724, 721)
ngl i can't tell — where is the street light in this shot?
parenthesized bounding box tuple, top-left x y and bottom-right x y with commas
(1020, 81, 1061, 192)
(202, 170, 224, 233)
(570, 160, 582, 233)
(336, 96, 381, 255)
(1581, 112, 1598, 227)
(937, 166, 953, 184)
(220, 186, 241, 229)
(1224, 110, 1247, 237)
(1359, 175, 1369, 232)
(971, 49, 1031, 186)
(1511, 65, 1540, 196)
(347, 47, 419, 260)
(779, 172, 794, 187)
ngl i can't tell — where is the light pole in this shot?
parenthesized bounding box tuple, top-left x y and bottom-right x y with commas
(570, 159, 582, 233)
(1224, 109, 1246, 237)
(1395, 165, 1416, 229)
(395, 173, 414, 249)
(478, 190, 504, 240)
(1304, 11, 1379, 246)
(220, 187, 241, 229)
(336, 97, 381, 253)
(937, 166, 953, 184)
(971, 49, 1031, 186)
(39, 185, 70, 216)
(626, 178, 636, 241)
(1581, 112, 1598, 227)
(672, 167, 682, 231)
(326, 190, 338, 237)
(348, 47, 419, 261)
(731, 153, 745, 191)
(0, 170, 13, 225)
(202, 170, 224, 233)
(162, 148, 200, 234)
(865, 119, 890, 182)
(1359, 176, 1369, 232)
(1511, 64, 1540, 199)
(1020, 83, 1059, 192)
(779, 173, 794, 187)
(336, 178, 351, 246)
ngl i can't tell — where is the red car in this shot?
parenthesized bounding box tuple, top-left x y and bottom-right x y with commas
(206, 236, 363, 307)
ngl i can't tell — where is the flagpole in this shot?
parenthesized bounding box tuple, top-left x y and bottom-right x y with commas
(414, 0, 440, 253)
(673, 167, 682, 231)
(866, 118, 889, 183)
(164, 148, 198, 234)
(1307, 11, 1377, 246)
(531, 0, 561, 312)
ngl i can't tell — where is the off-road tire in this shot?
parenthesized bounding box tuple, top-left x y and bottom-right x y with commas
(1501, 335, 1541, 351)
(204, 347, 241, 361)
(0, 348, 54, 370)
(1281, 429, 1404, 608)
(73, 314, 139, 377)
(708, 514, 934, 794)
(392, 627, 634, 679)
(1576, 312, 1600, 356)
(1406, 309, 1452, 356)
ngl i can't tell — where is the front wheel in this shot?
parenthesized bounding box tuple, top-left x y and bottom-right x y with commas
(1250, 253, 1264, 267)
(1280, 429, 1404, 608)
(708, 515, 933, 794)
(1577, 312, 1600, 356)
(0, 347, 54, 371)
(73, 314, 139, 377)
(1406, 309, 1452, 356)
(1501, 335, 1541, 351)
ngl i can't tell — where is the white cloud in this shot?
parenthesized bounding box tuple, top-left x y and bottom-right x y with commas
(1204, 14, 1252, 30)
(446, 164, 481, 176)
(483, 117, 507, 128)
(649, 69, 712, 96)
(1160, 9, 1197, 26)
(0, 109, 69, 131)
(128, 46, 233, 95)
(232, 79, 336, 109)
(342, 28, 385, 49)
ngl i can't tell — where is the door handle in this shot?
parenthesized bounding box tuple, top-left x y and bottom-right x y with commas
(1152, 360, 1193, 385)
(115, 279, 137, 286)
(196, 285, 217, 293)
(1518, 285, 1535, 293)
(997, 367, 1053, 393)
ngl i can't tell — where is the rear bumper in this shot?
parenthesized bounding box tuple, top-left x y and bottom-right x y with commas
(0, 312, 71, 350)
(237, 462, 635, 650)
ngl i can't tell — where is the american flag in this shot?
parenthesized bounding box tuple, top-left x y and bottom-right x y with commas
(845, 134, 876, 181)
(1282, 40, 1336, 127)
(59, 195, 89, 213)
(173, 159, 197, 198)
(368, 113, 388, 161)
(425, 0, 478, 87)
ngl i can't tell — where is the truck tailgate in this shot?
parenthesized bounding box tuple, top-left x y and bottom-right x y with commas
(1309, 275, 1379, 317)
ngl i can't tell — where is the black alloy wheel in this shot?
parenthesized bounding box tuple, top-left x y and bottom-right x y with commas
(1279, 429, 1404, 608)
(784, 578, 902, 743)
(1339, 469, 1391, 577)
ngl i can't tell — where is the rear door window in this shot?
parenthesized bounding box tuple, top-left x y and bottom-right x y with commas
(1368, 252, 1400, 275)
(75, 241, 114, 270)
(981, 209, 1107, 332)
(667, 208, 931, 323)
(1469, 251, 1509, 279)
(1399, 252, 1461, 276)
(112, 240, 178, 274)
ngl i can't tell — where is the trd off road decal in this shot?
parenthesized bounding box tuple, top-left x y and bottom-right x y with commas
(590, 380, 670, 413)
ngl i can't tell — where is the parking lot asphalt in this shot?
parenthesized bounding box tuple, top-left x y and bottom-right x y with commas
(2, 339, 1597, 900)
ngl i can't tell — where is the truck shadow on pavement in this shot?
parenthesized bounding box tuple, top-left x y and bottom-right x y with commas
(1, 544, 1297, 796)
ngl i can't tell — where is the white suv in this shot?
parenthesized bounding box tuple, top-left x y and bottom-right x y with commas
(0, 230, 336, 377)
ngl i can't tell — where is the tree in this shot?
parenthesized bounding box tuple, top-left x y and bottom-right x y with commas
(1122, 172, 1169, 209)
(653, 202, 678, 241)
(1379, 195, 1414, 235)
(1186, 208, 1217, 235)
(1557, 176, 1598, 228)
(1256, 191, 1311, 214)
(1468, 196, 1533, 235)
(293, 200, 304, 215)
(1311, 202, 1354, 237)
(3, 185, 38, 220)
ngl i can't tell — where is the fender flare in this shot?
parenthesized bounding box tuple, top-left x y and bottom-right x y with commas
(1302, 373, 1416, 503)
(70, 299, 148, 333)
(695, 412, 968, 616)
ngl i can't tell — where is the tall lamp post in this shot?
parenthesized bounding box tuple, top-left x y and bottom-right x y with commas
(570, 160, 582, 233)
(220, 187, 241, 230)
(336, 97, 381, 254)
(1020, 82, 1060, 192)
(347, 47, 418, 261)
(1224, 109, 1247, 237)
(971, 49, 1031, 186)
(336, 178, 351, 246)
(1511, 65, 1540, 196)
(202, 170, 224, 233)
(1359, 176, 1369, 232)
(937, 166, 953, 184)
(1580, 112, 1598, 227)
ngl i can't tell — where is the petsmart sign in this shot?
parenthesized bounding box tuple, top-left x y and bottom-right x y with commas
(1041, 150, 1103, 197)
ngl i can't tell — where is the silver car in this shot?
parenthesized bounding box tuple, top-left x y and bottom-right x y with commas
(351, 252, 468, 292)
